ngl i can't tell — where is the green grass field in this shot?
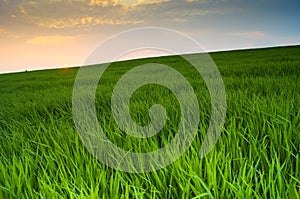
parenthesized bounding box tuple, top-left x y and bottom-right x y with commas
(0, 45, 299, 198)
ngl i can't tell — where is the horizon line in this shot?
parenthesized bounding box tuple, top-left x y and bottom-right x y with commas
(1, 43, 299, 75)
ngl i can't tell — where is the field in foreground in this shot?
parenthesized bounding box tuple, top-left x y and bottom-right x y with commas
(0, 46, 299, 198)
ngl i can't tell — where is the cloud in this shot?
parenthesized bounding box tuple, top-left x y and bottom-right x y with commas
(126, 0, 235, 24)
(1, 0, 234, 31)
(88, 0, 167, 7)
(120, 0, 168, 6)
(14, 0, 146, 29)
(0, 29, 7, 34)
(27, 35, 75, 45)
(185, 0, 209, 3)
(89, 0, 118, 7)
(231, 31, 268, 39)
(35, 17, 143, 29)
(0, 28, 20, 38)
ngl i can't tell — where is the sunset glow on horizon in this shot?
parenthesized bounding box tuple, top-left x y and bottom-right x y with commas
(0, 0, 299, 74)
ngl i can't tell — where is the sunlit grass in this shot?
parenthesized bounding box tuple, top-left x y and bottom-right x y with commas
(0, 46, 299, 198)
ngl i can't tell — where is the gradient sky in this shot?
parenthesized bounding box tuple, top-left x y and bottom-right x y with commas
(0, 0, 299, 73)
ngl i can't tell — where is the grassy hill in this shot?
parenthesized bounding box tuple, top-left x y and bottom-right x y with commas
(0, 45, 299, 198)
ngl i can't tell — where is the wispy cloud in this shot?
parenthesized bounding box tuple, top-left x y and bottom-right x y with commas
(0, 0, 235, 32)
(0, 29, 7, 34)
(27, 35, 75, 45)
(231, 31, 268, 39)
(88, 0, 167, 7)
(15, 0, 146, 29)
(36, 17, 143, 29)
(0, 28, 20, 38)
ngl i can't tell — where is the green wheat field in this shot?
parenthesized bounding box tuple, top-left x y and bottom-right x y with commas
(0, 45, 299, 198)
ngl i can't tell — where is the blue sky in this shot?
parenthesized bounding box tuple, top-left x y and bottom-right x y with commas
(0, 0, 299, 73)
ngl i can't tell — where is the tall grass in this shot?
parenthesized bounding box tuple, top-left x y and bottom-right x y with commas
(0, 46, 299, 198)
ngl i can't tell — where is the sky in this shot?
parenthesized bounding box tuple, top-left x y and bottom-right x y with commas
(0, 0, 299, 73)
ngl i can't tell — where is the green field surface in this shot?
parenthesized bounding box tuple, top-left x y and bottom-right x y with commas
(0, 45, 299, 198)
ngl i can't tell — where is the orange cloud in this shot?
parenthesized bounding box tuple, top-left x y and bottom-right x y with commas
(119, 0, 167, 6)
(89, 0, 119, 6)
(0, 29, 6, 34)
(35, 17, 143, 29)
(13, 0, 228, 31)
(0, 28, 20, 38)
(27, 35, 75, 45)
(88, 0, 167, 7)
